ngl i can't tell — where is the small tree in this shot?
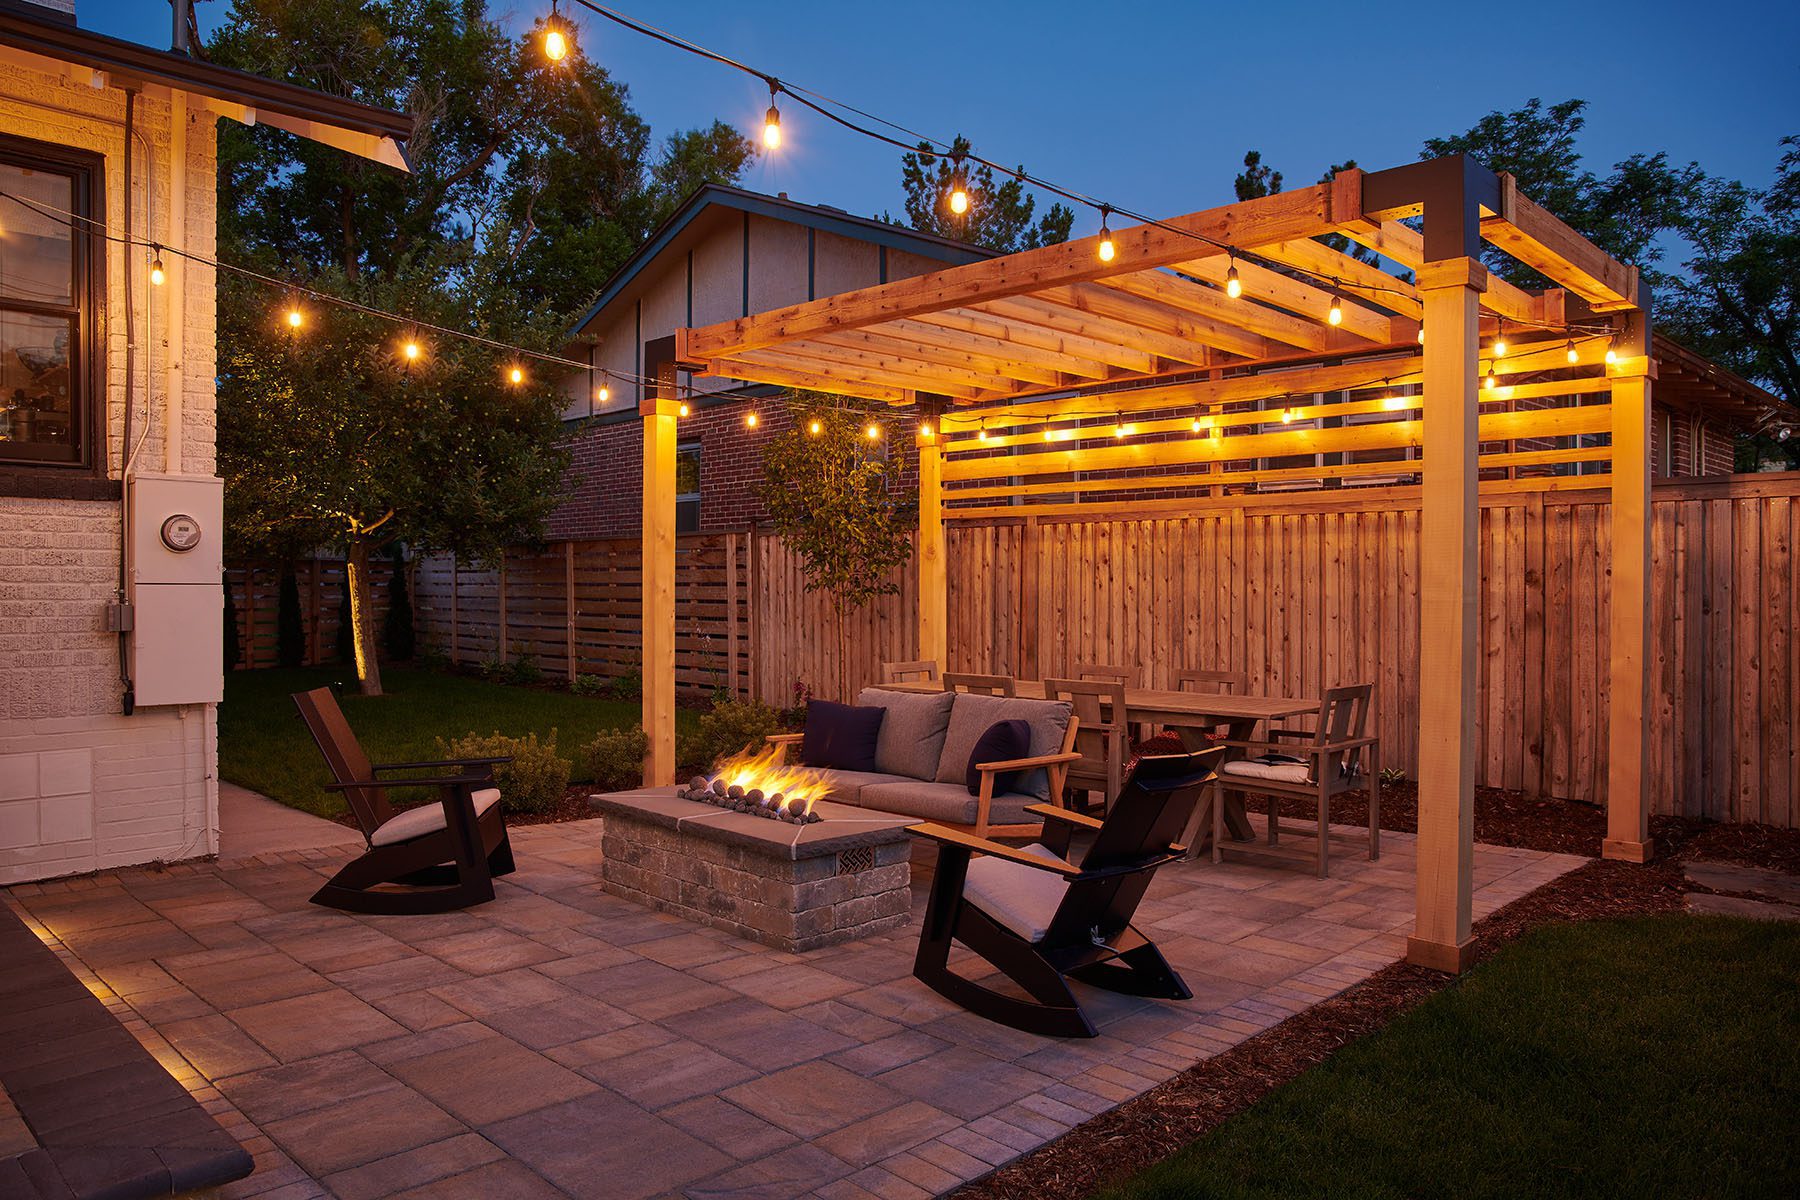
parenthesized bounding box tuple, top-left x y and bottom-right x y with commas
(276, 566, 305, 668)
(759, 395, 917, 697)
(888, 135, 1074, 253)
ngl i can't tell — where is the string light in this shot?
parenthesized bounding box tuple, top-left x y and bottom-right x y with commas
(1096, 206, 1115, 263)
(918, 420, 933, 440)
(1382, 389, 1407, 412)
(508, 365, 525, 385)
(1417, 327, 1425, 344)
(947, 154, 970, 216)
(401, 336, 422, 363)
(1492, 320, 1507, 358)
(596, 373, 610, 404)
(1605, 343, 1619, 365)
(865, 421, 882, 440)
(1224, 253, 1242, 299)
(543, 1, 569, 62)
(976, 421, 988, 442)
(808, 418, 822, 435)
(1112, 414, 1129, 438)
(1327, 295, 1343, 326)
(678, 401, 690, 417)
(745, 411, 760, 429)
(1190, 417, 1203, 433)
(762, 84, 782, 150)
(1043, 426, 1056, 442)
(284, 303, 303, 330)
(1484, 364, 1498, 390)
(1280, 407, 1296, 423)
(149, 247, 166, 286)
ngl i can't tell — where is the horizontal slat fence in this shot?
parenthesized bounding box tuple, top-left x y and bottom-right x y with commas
(226, 557, 401, 669)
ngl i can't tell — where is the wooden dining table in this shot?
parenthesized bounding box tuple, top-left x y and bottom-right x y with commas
(873, 680, 1318, 843)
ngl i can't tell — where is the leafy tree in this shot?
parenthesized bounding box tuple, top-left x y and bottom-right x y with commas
(888, 135, 1074, 252)
(1234, 150, 1283, 201)
(759, 395, 918, 697)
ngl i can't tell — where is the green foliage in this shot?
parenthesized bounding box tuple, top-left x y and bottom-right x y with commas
(415, 644, 452, 671)
(383, 557, 415, 661)
(759, 395, 917, 620)
(276, 567, 305, 668)
(677, 698, 783, 773)
(584, 726, 649, 792)
(1234, 149, 1283, 201)
(887, 134, 1074, 252)
(223, 572, 243, 670)
(569, 673, 610, 697)
(434, 729, 570, 815)
(608, 664, 643, 702)
(506, 653, 541, 686)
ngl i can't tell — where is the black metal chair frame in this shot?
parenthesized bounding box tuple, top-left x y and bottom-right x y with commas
(909, 746, 1224, 1038)
(293, 687, 516, 915)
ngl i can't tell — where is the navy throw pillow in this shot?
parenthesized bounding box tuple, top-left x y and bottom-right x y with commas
(965, 719, 1033, 796)
(800, 700, 885, 771)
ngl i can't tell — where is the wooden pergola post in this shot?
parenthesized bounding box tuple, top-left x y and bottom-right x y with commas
(1604, 289, 1656, 862)
(640, 348, 680, 786)
(1407, 256, 1487, 975)
(916, 417, 948, 673)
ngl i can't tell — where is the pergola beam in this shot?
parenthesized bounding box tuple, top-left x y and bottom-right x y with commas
(1037, 282, 1278, 361)
(1174, 255, 1401, 345)
(811, 328, 1067, 388)
(974, 295, 1219, 370)
(882, 317, 1117, 381)
(1483, 173, 1638, 310)
(907, 308, 1157, 375)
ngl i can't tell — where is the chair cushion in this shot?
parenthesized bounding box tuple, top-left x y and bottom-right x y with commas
(934, 695, 1073, 801)
(800, 700, 885, 771)
(1220, 755, 1312, 785)
(805, 768, 911, 805)
(965, 719, 1032, 796)
(371, 787, 503, 847)
(858, 780, 1038, 828)
(857, 687, 955, 779)
(963, 842, 1070, 943)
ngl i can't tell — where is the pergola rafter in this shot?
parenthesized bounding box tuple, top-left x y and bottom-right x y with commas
(649, 154, 1679, 976)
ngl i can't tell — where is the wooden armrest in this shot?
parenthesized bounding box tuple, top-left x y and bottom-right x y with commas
(975, 750, 1083, 773)
(1318, 736, 1378, 753)
(1264, 728, 1314, 742)
(1024, 803, 1104, 830)
(373, 756, 509, 772)
(325, 774, 492, 791)
(765, 733, 805, 745)
(906, 822, 1080, 878)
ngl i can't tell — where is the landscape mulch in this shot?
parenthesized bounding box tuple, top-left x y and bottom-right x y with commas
(953, 793, 1800, 1200)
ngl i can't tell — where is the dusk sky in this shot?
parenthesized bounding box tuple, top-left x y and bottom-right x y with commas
(82, 1, 1799, 247)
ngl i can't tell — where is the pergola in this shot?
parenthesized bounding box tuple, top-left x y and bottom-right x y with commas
(646, 154, 1655, 973)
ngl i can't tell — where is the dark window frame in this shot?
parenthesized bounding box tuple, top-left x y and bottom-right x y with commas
(0, 132, 108, 496)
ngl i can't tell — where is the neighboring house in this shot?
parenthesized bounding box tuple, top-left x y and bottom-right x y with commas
(0, 0, 409, 884)
(552, 186, 1786, 538)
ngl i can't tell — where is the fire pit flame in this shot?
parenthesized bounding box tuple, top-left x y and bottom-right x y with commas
(678, 744, 827, 823)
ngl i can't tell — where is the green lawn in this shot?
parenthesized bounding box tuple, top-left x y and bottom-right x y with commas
(1101, 914, 1800, 1200)
(219, 666, 697, 817)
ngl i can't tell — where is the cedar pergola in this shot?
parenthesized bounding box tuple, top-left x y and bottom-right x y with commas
(645, 154, 1655, 974)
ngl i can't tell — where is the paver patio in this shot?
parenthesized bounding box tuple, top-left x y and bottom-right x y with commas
(4, 818, 1581, 1199)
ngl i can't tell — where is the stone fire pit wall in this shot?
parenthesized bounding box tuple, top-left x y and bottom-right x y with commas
(591, 789, 916, 952)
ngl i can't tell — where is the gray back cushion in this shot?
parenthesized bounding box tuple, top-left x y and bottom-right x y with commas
(856, 687, 956, 779)
(934, 694, 1073, 800)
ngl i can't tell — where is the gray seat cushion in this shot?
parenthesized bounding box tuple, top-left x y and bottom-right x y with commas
(857, 687, 955, 779)
(372, 787, 502, 847)
(963, 842, 1070, 942)
(858, 780, 1038, 828)
(934, 694, 1073, 801)
(807, 768, 911, 804)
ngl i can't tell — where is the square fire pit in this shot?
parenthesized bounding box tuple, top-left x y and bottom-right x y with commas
(590, 788, 917, 951)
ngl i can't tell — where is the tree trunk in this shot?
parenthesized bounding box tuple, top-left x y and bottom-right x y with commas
(346, 537, 384, 696)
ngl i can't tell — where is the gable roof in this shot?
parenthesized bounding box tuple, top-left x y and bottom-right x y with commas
(0, 6, 411, 169)
(568, 183, 993, 337)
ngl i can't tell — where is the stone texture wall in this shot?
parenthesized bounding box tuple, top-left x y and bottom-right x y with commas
(0, 64, 221, 883)
(600, 812, 912, 951)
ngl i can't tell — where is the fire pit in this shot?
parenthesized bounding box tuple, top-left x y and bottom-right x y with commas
(675, 745, 826, 823)
(590, 776, 917, 952)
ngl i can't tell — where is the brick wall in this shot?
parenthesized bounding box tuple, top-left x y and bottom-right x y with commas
(0, 67, 221, 884)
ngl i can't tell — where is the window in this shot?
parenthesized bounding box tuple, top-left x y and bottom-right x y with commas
(675, 441, 701, 532)
(0, 139, 100, 473)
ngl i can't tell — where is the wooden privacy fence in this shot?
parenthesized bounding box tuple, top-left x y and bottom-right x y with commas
(410, 532, 752, 697)
(227, 557, 402, 669)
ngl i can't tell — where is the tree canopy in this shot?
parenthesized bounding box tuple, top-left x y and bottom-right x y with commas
(888, 135, 1074, 253)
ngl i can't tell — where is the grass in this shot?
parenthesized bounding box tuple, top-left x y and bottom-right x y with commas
(219, 666, 699, 817)
(1099, 914, 1800, 1200)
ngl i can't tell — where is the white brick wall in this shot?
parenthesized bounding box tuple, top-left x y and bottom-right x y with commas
(0, 58, 222, 883)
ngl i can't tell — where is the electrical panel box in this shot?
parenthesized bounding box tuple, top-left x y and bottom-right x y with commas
(126, 474, 224, 707)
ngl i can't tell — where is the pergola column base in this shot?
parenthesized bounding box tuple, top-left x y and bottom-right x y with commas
(1601, 837, 1655, 864)
(1406, 934, 1475, 974)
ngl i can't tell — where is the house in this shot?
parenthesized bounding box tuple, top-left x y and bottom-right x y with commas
(551, 186, 1785, 538)
(0, 0, 409, 884)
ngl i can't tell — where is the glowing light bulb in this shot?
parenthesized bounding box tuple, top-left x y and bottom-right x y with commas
(1225, 264, 1242, 299)
(1566, 340, 1579, 364)
(149, 257, 166, 286)
(1327, 296, 1343, 326)
(745, 412, 759, 429)
(762, 104, 781, 150)
(1417, 327, 1425, 344)
(976, 426, 988, 442)
(948, 186, 969, 216)
(1190, 417, 1202, 433)
(544, 26, 567, 61)
(808, 419, 821, 436)
(1096, 207, 1115, 263)
(1113, 418, 1128, 438)
(1605, 345, 1618, 365)
(918, 420, 933, 440)
(865, 422, 881, 440)
(1280, 407, 1295, 423)
(285, 306, 303, 329)
(509, 366, 524, 384)
(1493, 337, 1508, 358)
(597, 383, 610, 403)
(678, 402, 690, 417)
(1043, 427, 1055, 442)
(402, 340, 421, 362)
(1383, 393, 1407, 412)
(1485, 370, 1498, 390)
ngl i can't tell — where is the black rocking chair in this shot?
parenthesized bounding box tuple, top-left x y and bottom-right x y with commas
(909, 745, 1225, 1038)
(293, 687, 517, 914)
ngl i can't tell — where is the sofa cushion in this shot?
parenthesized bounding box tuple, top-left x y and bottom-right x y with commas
(372, 787, 502, 847)
(800, 700, 884, 771)
(964, 842, 1070, 942)
(965, 719, 1032, 796)
(857, 687, 956, 779)
(806, 768, 911, 805)
(934, 694, 1073, 801)
(859, 779, 1038, 828)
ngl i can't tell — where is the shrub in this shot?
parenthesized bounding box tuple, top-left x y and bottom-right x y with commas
(678, 698, 783, 773)
(415, 644, 452, 671)
(478, 654, 507, 681)
(569, 673, 609, 697)
(585, 726, 649, 791)
(383, 557, 415, 661)
(506, 653, 540, 685)
(434, 729, 570, 815)
(276, 566, 305, 667)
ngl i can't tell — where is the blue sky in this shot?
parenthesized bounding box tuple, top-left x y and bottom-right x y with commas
(83, 1, 1798, 242)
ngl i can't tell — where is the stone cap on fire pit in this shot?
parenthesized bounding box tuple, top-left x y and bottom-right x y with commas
(590, 789, 916, 860)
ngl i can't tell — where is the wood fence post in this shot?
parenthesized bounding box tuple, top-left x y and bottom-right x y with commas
(747, 525, 762, 704)
(727, 530, 742, 697)
(565, 541, 577, 685)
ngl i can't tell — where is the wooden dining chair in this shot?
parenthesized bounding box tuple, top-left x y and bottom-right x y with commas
(883, 659, 940, 684)
(1174, 668, 1247, 695)
(1075, 664, 1147, 740)
(1209, 682, 1379, 878)
(1045, 677, 1129, 812)
(943, 672, 1016, 697)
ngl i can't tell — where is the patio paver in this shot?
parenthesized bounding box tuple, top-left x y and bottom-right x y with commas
(5, 815, 1583, 1198)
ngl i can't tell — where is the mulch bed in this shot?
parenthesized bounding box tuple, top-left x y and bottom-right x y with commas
(953, 804, 1800, 1200)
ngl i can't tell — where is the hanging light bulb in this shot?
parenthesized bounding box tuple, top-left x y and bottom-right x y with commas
(596, 373, 610, 404)
(149, 248, 166, 287)
(865, 422, 882, 440)
(284, 304, 303, 330)
(1112, 414, 1129, 438)
(1043, 426, 1056, 442)
(1492, 320, 1507, 358)
(762, 83, 782, 150)
(976, 424, 989, 442)
(1096, 206, 1115, 263)
(543, 0, 568, 62)
(918, 420, 933, 440)
(1190, 417, 1203, 434)
(1327, 294, 1343, 326)
(1417, 326, 1425, 344)
(1566, 339, 1579, 364)
(1485, 365, 1498, 390)
(1280, 407, 1296, 423)
(401, 336, 421, 362)
(947, 155, 970, 216)
(745, 411, 760, 429)
(808, 418, 822, 436)
(1605, 343, 1619, 365)
(508, 365, 525, 385)
(678, 401, 690, 417)
(1224, 253, 1242, 299)
(1383, 393, 1407, 412)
